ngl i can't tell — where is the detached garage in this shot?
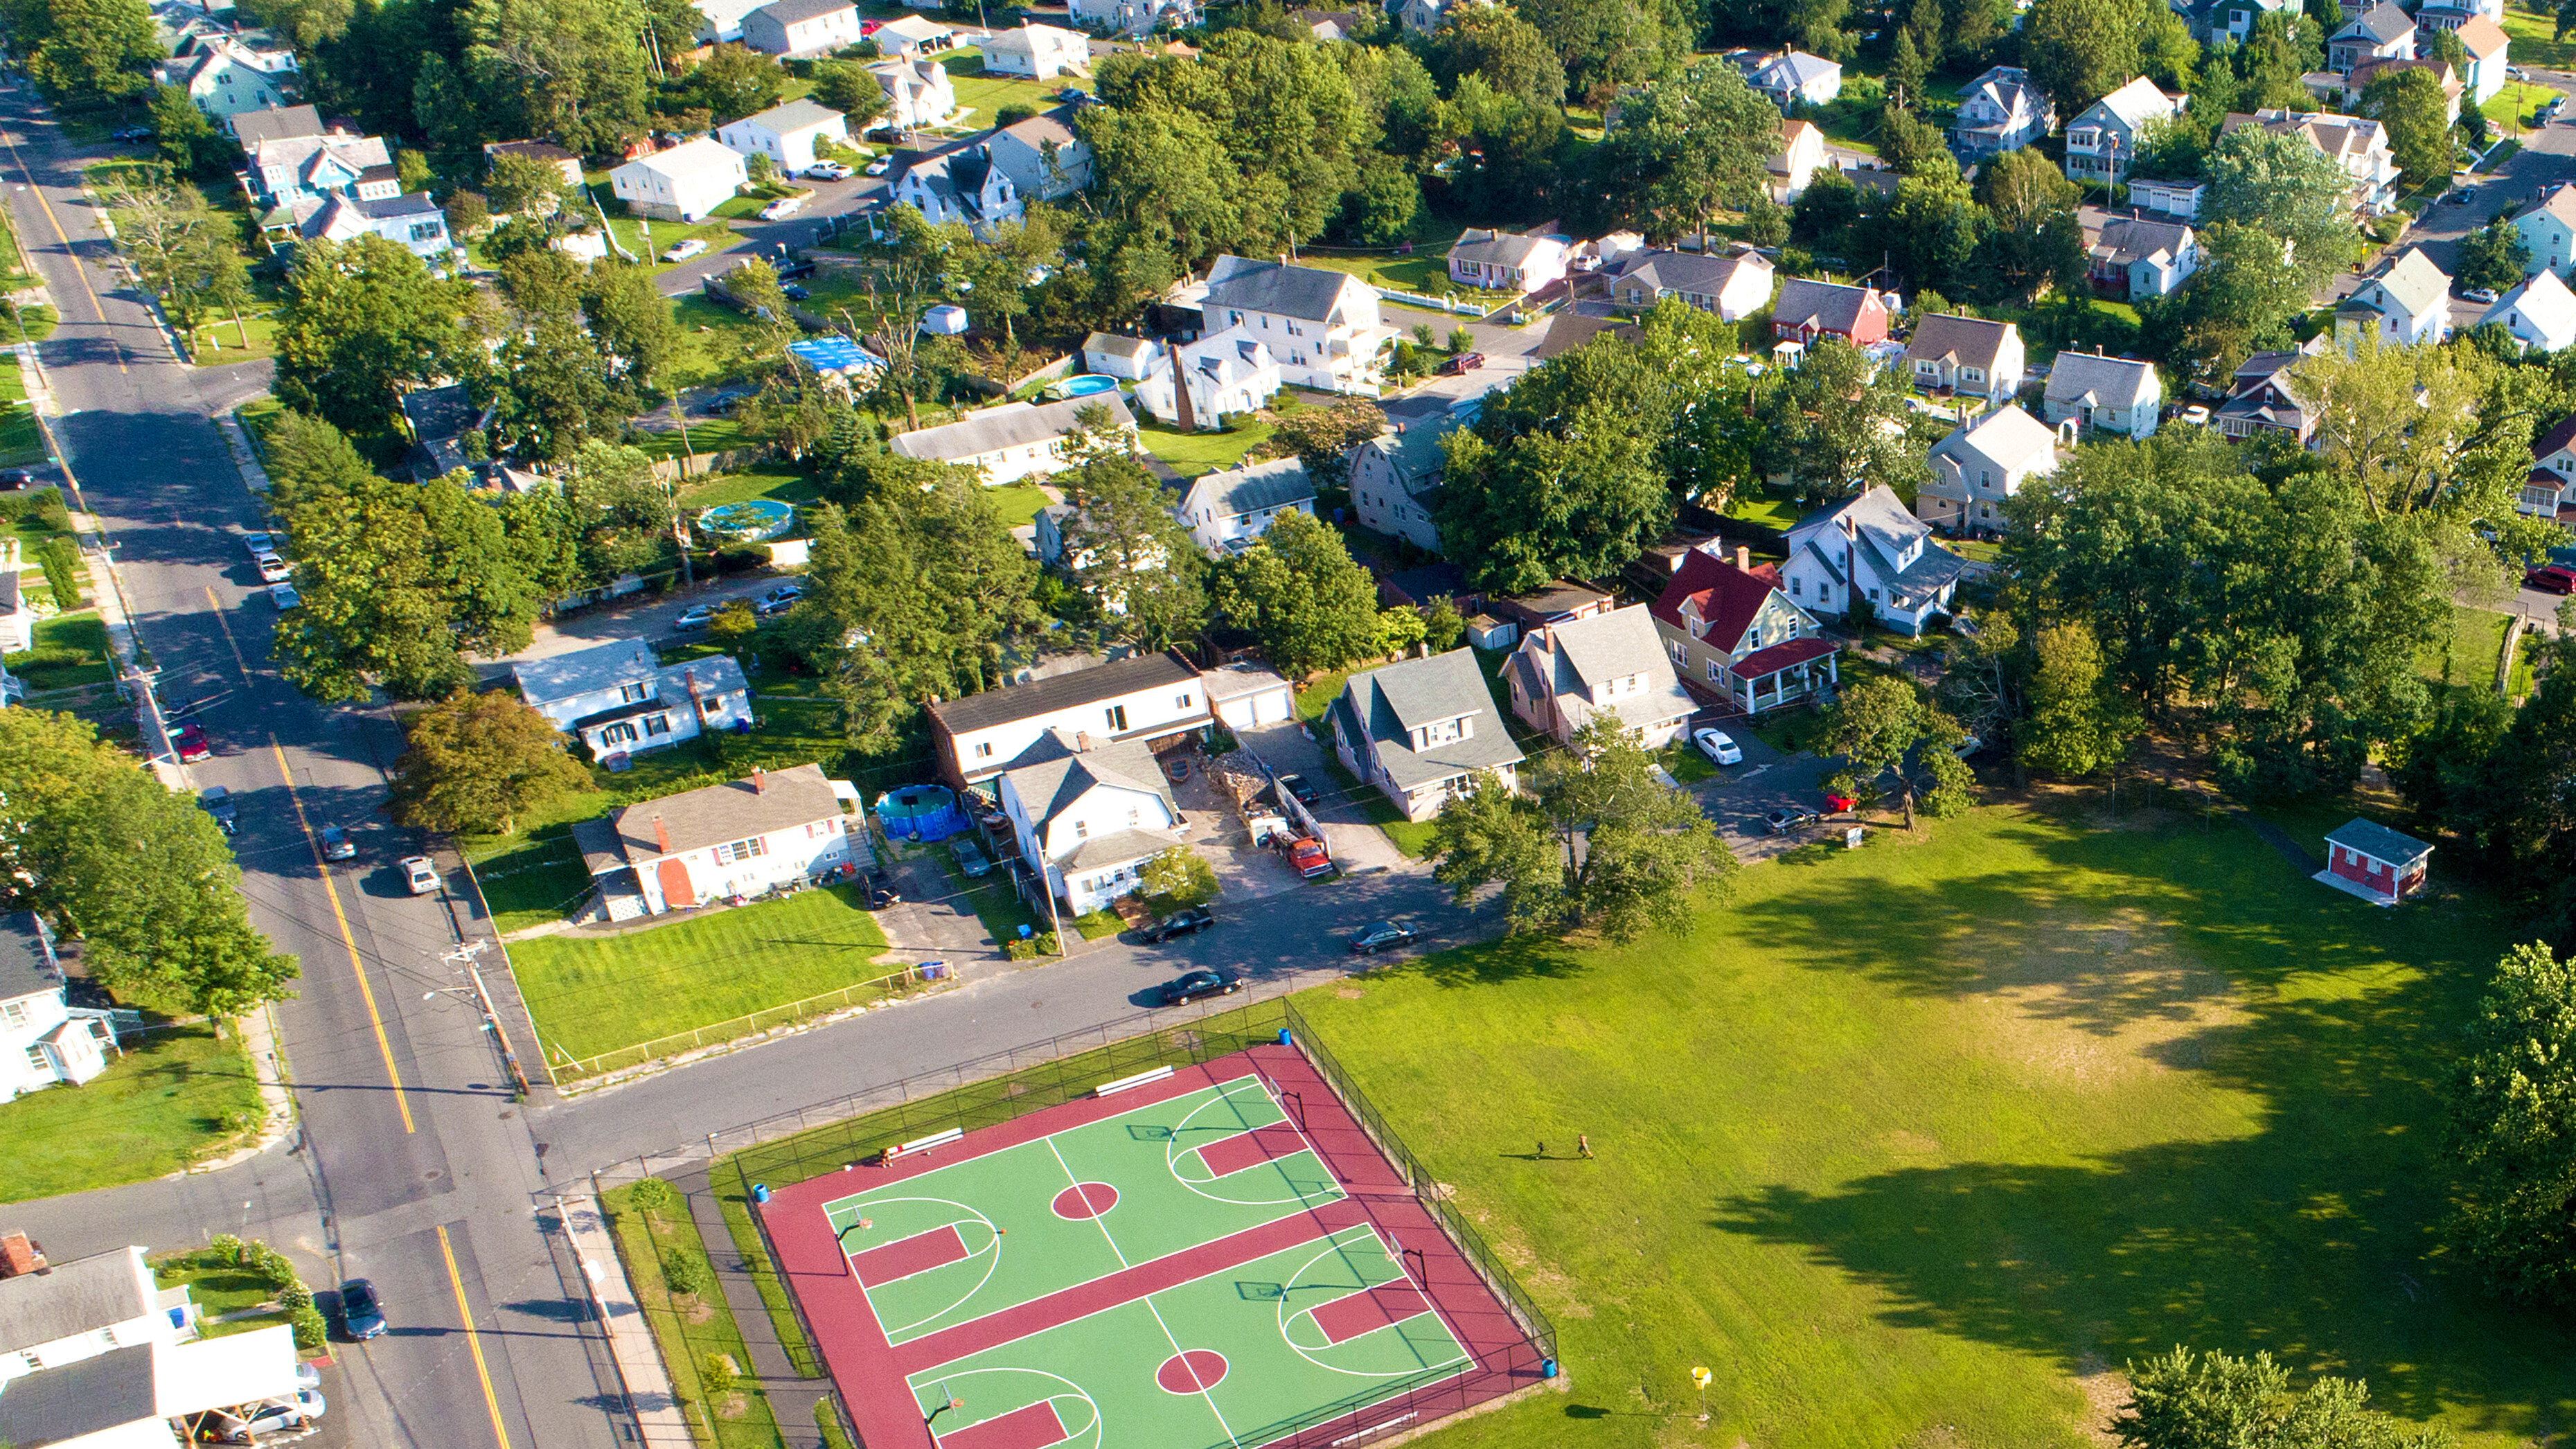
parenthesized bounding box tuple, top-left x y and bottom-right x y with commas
(1205, 661, 1295, 729)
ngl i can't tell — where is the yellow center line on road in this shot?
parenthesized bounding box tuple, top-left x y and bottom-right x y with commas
(267, 735, 415, 1134)
(436, 1223, 514, 1449)
(202, 585, 251, 683)
(0, 127, 128, 375)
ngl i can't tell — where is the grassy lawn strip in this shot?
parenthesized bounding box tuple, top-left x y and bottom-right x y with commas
(676, 465, 817, 512)
(0, 1024, 260, 1204)
(0, 361, 46, 467)
(152, 1247, 292, 1340)
(2420, 605, 2510, 694)
(713, 1179, 821, 1376)
(1070, 907, 1123, 941)
(1725, 492, 1802, 533)
(1292, 800, 2562, 1449)
(8, 612, 116, 691)
(510, 884, 894, 1070)
(603, 1182, 779, 1448)
(1136, 416, 1275, 478)
(1659, 738, 1718, 784)
(986, 483, 1050, 529)
(1743, 702, 1830, 756)
(470, 828, 594, 934)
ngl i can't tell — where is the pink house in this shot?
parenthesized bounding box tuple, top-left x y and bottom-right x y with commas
(2318, 817, 2431, 905)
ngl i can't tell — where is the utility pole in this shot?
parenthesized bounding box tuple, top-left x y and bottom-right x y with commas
(443, 941, 532, 1099)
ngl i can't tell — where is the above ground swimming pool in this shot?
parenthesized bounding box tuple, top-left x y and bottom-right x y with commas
(696, 498, 796, 542)
(1047, 373, 1121, 400)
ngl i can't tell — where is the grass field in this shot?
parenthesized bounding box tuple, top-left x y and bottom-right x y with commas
(2501, 1, 2576, 71)
(1290, 798, 2568, 1449)
(936, 49, 1087, 134)
(986, 482, 1050, 529)
(603, 1180, 781, 1449)
(152, 1246, 295, 1341)
(8, 612, 116, 691)
(0, 360, 46, 467)
(2421, 605, 2510, 695)
(1137, 416, 1277, 478)
(0, 1025, 260, 1203)
(676, 464, 818, 512)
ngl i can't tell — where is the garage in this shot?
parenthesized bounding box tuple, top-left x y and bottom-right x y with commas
(1204, 660, 1295, 729)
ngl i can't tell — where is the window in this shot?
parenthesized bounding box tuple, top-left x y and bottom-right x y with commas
(644, 714, 672, 738)
(713, 836, 768, 866)
(1667, 639, 1682, 663)
(24, 1044, 47, 1074)
(1074, 819, 1090, 839)
(1106, 704, 1129, 731)
(1789, 576, 1802, 597)
(0, 999, 24, 1028)
(1707, 659, 1723, 683)
(1177, 692, 1193, 709)
(601, 722, 639, 746)
(409, 220, 444, 243)
(1747, 628, 1761, 650)
(619, 682, 650, 703)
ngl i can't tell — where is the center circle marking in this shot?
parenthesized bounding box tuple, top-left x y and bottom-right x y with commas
(1050, 1182, 1119, 1220)
(1155, 1349, 1229, 1394)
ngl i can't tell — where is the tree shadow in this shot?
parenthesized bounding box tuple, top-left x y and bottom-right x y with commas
(1384, 931, 1588, 989)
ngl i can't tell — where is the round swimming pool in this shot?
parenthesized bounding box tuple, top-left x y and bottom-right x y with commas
(1047, 373, 1121, 400)
(696, 498, 796, 542)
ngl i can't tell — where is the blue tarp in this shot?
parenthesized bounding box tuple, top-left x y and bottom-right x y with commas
(791, 337, 887, 376)
(875, 785, 969, 843)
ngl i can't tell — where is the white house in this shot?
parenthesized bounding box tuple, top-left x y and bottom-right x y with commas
(998, 731, 1187, 916)
(1201, 659, 1297, 729)
(1177, 456, 1315, 555)
(989, 111, 1092, 200)
(1349, 417, 1458, 554)
(1951, 65, 2054, 157)
(512, 641, 752, 761)
(1766, 118, 1827, 202)
(2044, 348, 2163, 436)
(575, 765, 859, 917)
(690, 0, 771, 42)
(2521, 413, 2576, 518)
(1503, 605, 1695, 749)
(873, 13, 955, 56)
(1781, 485, 1972, 634)
(1132, 326, 1281, 429)
(927, 648, 1212, 786)
(1081, 332, 1164, 381)
(1, 914, 121, 1104)
(2088, 215, 2199, 298)
(873, 59, 959, 132)
(2417, 0, 2504, 28)
(298, 190, 451, 260)
(1197, 254, 1394, 395)
(1904, 313, 2025, 401)
(2513, 184, 2576, 276)
(2064, 77, 2184, 186)
(1329, 648, 1522, 821)
(609, 137, 745, 222)
(0, 1326, 310, 1449)
(1919, 402, 2061, 534)
(1445, 226, 1569, 294)
(2457, 15, 2510, 105)
(0, 538, 32, 654)
(2225, 109, 2400, 213)
(0, 1243, 203, 1387)
(889, 142, 1020, 227)
(2481, 267, 2576, 353)
(740, 0, 862, 55)
(156, 35, 295, 124)
(2335, 246, 2452, 348)
(1072, 0, 1199, 35)
(891, 395, 1137, 485)
(717, 98, 848, 176)
(2126, 175, 2206, 219)
(2328, 1, 2416, 72)
(1610, 249, 1775, 321)
(981, 22, 1087, 78)
(1748, 50, 1841, 110)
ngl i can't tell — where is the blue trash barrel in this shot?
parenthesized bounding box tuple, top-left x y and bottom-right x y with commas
(1276, 1028, 1291, 1047)
(751, 1183, 770, 1204)
(1542, 1358, 1558, 1379)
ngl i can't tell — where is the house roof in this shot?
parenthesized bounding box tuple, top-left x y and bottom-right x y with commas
(2485, 267, 2576, 342)
(1733, 635, 1838, 679)
(1062, 826, 1187, 871)
(623, 136, 745, 183)
(2227, 108, 2386, 169)
(2095, 216, 2194, 266)
(2532, 412, 2576, 461)
(1652, 546, 1785, 652)
(1773, 278, 1879, 335)
(2081, 75, 2180, 129)
(1357, 420, 1457, 499)
(510, 637, 659, 713)
(1753, 49, 1839, 88)
(609, 763, 842, 862)
(1935, 402, 2058, 475)
(229, 103, 321, 148)
(2334, 1, 2413, 44)
(1175, 322, 1277, 387)
(1529, 607, 1694, 734)
(1619, 249, 1771, 301)
(1446, 227, 1557, 269)
(2047, 350, 2158, 413)
(571, 817, 630, 878)
(2368, 247, 2451, 320)
(2325, 816, 2431, 865)
(0, 912, 56, 1002)
(1956, 64, 2046, 121)
(2457, 13, 2508, 58)
(1903, 312, 2016, 371)
(754, 0, 855, 26)
(927, 648, 1201, 737)
(1004, 729, 1176, 827)
(1202, 254, 1367, 323)
(2347, 55, 2460, 95)
(1083, 332, 1156, 361)
(736, 98, 844, 134)
(1790, 484, 1960, 605)
(0, 1247, 153, 1351)
(1183, 455, 1313, 522)
(878, 12, 950, 39)
(1531, 311, 1642, 359)
(890, 394, 1134, 464)
(1493, 579, 1613, 626)
(1331, 648, 1522, 790)
(2520, 182, 2576, 229)
(1201, 659, 1290, 704)
(399, 381, 480, 443)
(997, 111, 1081, 155)
(0, 1342, 158, 1445)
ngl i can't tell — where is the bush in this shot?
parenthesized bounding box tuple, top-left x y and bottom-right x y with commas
(1005, 938, 1036, 961)
(996, 102, 1036, 127)
(702, 1352, 739, 1394)
(37, 535, 80, 609)
(1035, 930, 1061, 956)
(661, 1245, 710, 1297)
(290, 1304, 328, 1351)
(628, 1176, 676, 1211)
(209, 1232, 247, 1262)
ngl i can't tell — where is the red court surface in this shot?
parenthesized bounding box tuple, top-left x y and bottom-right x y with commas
(759, 1042, 1551, 1449)
(851, 1226, 971, 1287)
(1193, 1123, 1310, 1178)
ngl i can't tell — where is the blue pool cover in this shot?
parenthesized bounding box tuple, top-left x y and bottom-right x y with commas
(791, 337, 887, 375)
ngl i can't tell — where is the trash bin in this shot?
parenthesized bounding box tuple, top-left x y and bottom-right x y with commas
(752, 1183, 770, 1204)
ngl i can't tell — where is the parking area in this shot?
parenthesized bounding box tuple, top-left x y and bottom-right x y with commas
(1234, 722, 1413, 875)
(1169, 762, 1311, 903)
(1681, 712, 1843, 862)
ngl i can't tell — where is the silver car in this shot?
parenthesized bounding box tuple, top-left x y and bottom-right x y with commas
(400, 855, 441, 895)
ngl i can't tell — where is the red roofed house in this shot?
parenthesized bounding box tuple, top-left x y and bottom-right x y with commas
(2318, 817, 2432, 905)
(2521, 413, 2576, 521)
(1649, 543, 1840, 714)
(1770, 278, 1890, 348)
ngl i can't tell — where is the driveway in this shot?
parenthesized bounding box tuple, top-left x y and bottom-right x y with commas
(1168, 761, 1311, 903)
(474, 574, 789, 674)
(1377, 307, 1550, 421)
(1682, 714, 1842, 862)
(1234, 721, 1414, 875)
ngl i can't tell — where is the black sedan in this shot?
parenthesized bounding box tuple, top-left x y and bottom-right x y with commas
(1275, 773, 1320, 806)
(339, 1279, 387, 1340)
(1349, 921, 1416, 955)
(1140, 908, 1215, 943)
(1157, 968, 1238, 1006)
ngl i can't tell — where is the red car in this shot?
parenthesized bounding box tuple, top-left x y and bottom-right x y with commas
(2525, 565, 2576, 595)
(1437, 351, 1485, 376)
(172, 723, 212, 762)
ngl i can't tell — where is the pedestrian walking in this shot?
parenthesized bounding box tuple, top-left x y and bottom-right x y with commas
(1535, 1140, 1546, 1159)
(1578, 1134, 1592, 1159)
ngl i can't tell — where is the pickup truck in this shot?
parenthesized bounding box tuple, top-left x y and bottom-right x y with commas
(1286, 836, 1335, 879)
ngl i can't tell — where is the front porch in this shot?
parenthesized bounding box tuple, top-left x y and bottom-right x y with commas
(1722, 638, 1840, 714)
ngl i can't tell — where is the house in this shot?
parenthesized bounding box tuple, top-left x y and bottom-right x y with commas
(2344, 55, 2463, 120)
(1504, 605, 1695, 749)
(1780, 485, 1971, 634)
(1951, 64, 2054, 157)
(228, 103, 321, 150)
(2318, 817, 2431, 904)
(296, 190, 449, 260)
(2215, 347, 2322, 444)
(1392, 0, 1476, 33)
(2335, 246, 2452, 348)
(483, 139, 583, 189)
(890, 141, 1020, 228)
(1771, 277, 1890, 346)
(1904, 313, 2025, 401)
(1199, 254, 1394, 395)
(1610, 249, 1775, 321)
(398, 382, 492, 479)
(1531, 311, 1643, 360)
(1328, 648, 1523, 821)
(717, 98, 849, 176)
(927, 648, 1211, 787)
(998, 731, 1187, 916)
(1202, 659, 1297, 729)
(1761, 118, 1827, 202)
(608, 137, 746, 222)
(1176, 457, 1314, 555)
(0, 914, 123, 1104)
(2518, 412, 2576, 518)
(874, 59, 959, 132)
(2126, 175, 2206, 220)
(511, 639, 752, 760)
(1446, 226, 1570, 294)
(988, 110, 1092, 200)
(1295, 7, 1365, 39)
(575, 765, 860, 918)
(2328, 1, 2415, 72)
(1748, 50, 1842, 110)
(0, 1244, 193, 1380)
(1132, 326, 1281, 429)
(1649, 544, 1839, 713)
(2087, 214, 2199, 299)
(2480, 267, 2576, 353)
(156, 33, 295, 124)
(874, 13, 956, 56)
(1919, 402, 2060, 534)
(242, 126, 393, 209)
(2063, 77, 2185, 186)
(0, 557, 26, 657)
(740, 0, 862, 54)
(1081, 332, 1164, 381)
(691, 0, 772, 42)
(982, 22, 1087, 78)
(2223, 109, 2399, 213)
(0, 1326, 308, 1449)
(2417, 0, 2503, 28)
(2456, 15, 2510, 105)
(1349, 417, 1457, 554)
(2044, 349, 2163, 436)
(1488, 579, 1615, 640)
(2513, 184, 2576, 276)
(891, 395, 1136, 484)
(1074, 0, 1200, 34)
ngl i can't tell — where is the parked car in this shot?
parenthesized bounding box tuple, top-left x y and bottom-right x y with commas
(0, 468, 30, 490)
(952, 838, 994, 878)
(339, 1279, 387, 1340)
(215, 1392, 326, 1443)
(807, 159, 854, 181)
(864, 157, 891, 176)
(755, 581, 805, 616)
(1141, 908, 1215, 943)
(255, 551, 292, 583)
(1693, 727, 1742, 766)
(1763, 806, 1818, 835)
(1437, 351, 1486, 375)
(1348, 921, 1416, 955)
(2527, 564, 2576, 594)
(2177, 404, 2212, 426)
(1274, 772, 1319, 806)
(198, 785, 236, 833)
(294, 1362, 323, 1392)
(267, 582, 301, 610)
(2461, 286, 2500, 305)
(242, 531, 276, 556)
(173, 723, 212, 762)
(761, 195, 806, 220)
(1157, 968, 1238, 1005)
(661, 238, 708, 263)
(781, 283, 810, 302)
(1951, 733, 1985, 760)
(673, 603, 719, 631)
(1286, 836, 1334, 878)
(319, 826, 356, 862)
(112, 124, 152, 142)
(400, 856, 441, 896)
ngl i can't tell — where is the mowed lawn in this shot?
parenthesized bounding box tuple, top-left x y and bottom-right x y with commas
(509, 883, 894, 1064)
(1292, 801, 2572, 1448)
(0, 1025, 259, 1202)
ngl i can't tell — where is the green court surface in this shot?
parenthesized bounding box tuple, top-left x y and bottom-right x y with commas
(909, 1224, 1472, 1449)
(824, 1076, 1346, 1346)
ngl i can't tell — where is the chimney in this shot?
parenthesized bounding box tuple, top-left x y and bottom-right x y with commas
(1076, 729, 1093, 752)
(1734, 544, 1751, 571)
(1166, 338, 1198, 432)
(654, 814, 672, 853)
(753, 767, 767, 794)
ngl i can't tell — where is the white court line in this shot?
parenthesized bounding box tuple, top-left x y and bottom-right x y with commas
(1141, 1294, 1243, 1449)
(916, 1368, 1104, 1449)
(1272, 1226, 1475, 1380)
(837, 1198, 1004, 1341)
(1164, 1078, 1343, 1208)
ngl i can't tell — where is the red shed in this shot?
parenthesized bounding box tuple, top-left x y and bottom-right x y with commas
(2318, 817, 2431, 905)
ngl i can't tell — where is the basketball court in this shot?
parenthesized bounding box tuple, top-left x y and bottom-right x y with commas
(760, 1044, 1547, 1449)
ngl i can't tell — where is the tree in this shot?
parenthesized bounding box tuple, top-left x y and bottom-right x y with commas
(673, 43, 783, 125)
(0, 709, 299, 1021)
(240, 0, 353, 48)
(2024, 0, 2143, 120)
(809, 58, 888, 127)
(1755, 337, 1928, 504)
(1512, 0, 1691, 107)
(274, 235, 481, 442)
(2453, 214, 2532, 294)
(1818, 674, 1971, 827)
(388, 692, 596, 835)
(584, 262, 684, 398)
(486, 152, 576, 218)
(1428, 718, 1739, 942)
(1207, 510, 1378, 682)
(2019, 620, 2137, 775)
(1140, 845, 1218, 907)
(1579, 61, 1779, 240)
(148, 84, 226, 176)
(2443, 941, 2576, 1308)
(460, 0, 652, 155)
(1056, 418, 1206, 649)
(2146, 220, 2317, 384)
(2359, 66, 2453, 189)
(1425, 3, 1565, 111)
(2203, 123, 2358, 290)
(1888, 26, 1928, 107)
(1971, 147, 2087, 301)
(16, 0, 161, 104)
(2112, 1344, 2455, 1449)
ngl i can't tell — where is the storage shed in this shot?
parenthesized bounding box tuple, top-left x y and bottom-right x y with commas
(2317, 817, 2431, 905)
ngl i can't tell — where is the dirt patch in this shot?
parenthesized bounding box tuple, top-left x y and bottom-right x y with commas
(1962, 905, 2247, 1085)
(681, 1297, 716, 1325)
(1335, 986, 1365, 999)
(716, 1391, 750, 1421)
(1883, 1129, 1942, 1156)
(2070, 1353, 2128, 1446)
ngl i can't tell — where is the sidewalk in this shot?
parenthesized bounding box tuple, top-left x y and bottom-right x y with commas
(678, 1165, 828, 1449)
(559, 1193, 696, 1446)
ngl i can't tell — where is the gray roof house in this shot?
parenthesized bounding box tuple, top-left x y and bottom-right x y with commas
(1903, 312, 2025, 401)
(510, 638, 753, 761)
(576, 763, 862, 919)
(1503, 605, 1696, 749)
(889, 395, 1137, 484)
(1780, 484, 1972, 635)
(996, 729, 1187, 916)
(1328, 648, 1523, 822)
(228, 102, 320, 148)
(2043, 349, 2163, 437)
(1951, 64, 2054, 157)
(1349, 417, 1457, 555)
(740, 0, 862, 53)
(1610, 249, 1775, 322)
(1178, 456, 1314, 555)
